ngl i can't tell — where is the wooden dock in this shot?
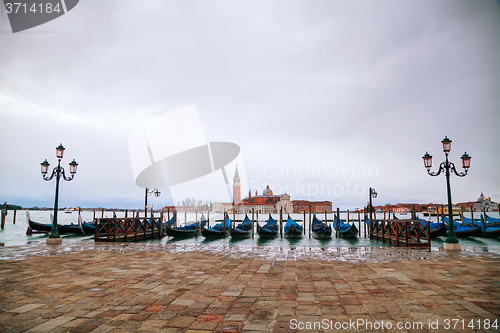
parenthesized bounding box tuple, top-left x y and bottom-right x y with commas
(95, 215, 164, 242)
(369, 219, 431, 248)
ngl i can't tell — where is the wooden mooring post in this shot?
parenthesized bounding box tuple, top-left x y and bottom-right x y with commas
(303, 210, 306, 235)
(280, 208, 283, 238)
(336, 207, 340, 238)
(358, 210, 361, 237)
(1, 203, 7, 229)
(251, 209, 254, 239)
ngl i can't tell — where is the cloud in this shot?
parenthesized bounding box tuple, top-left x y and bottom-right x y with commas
(1, 0, 499, 209)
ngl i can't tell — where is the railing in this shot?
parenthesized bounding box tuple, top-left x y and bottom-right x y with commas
(370, 219, 431, 247)
(95, 215, 163, 242)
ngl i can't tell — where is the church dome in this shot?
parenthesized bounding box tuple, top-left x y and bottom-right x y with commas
(263, 185, 273, 196)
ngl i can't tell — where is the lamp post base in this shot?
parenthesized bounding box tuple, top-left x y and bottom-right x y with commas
(443, 242, 461, 251)
(46, 237, 62, 244)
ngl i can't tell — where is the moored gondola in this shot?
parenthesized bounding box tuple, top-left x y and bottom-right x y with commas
(27, 211, 93, 235)
(311, 214, 332, 239)
(230, 215, 253, 239)
(333, 215, 358, 238)
(480, 215, 500, 238)
(257, 214, 279, 238)
(165, 215, 203, 237)
(284, 215, 303, 239)
(444, 217, 482, 237)
(202, 215, 231, 238)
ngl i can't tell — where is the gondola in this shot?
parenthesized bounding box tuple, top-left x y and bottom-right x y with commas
(443, 217, 482, 237)
(202, 215, 231, 238)
(230, 215, 253, 239)
(257, 214, 279, 238)
(284, 215, 303, 239)
(166, 214, 206, 237)
(333, 215, 358, 238)
(27, 212, 92, 235)
(480, 215, 500, 238)
(311, 214, 332, 239)
(484, 213, 500, 225)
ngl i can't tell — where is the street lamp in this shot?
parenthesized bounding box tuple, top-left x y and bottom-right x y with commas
(368, 187, 377, 235)
(40, 143, 78, 244)
(423, 136, 470, 250)
(145, 188, 160, 217)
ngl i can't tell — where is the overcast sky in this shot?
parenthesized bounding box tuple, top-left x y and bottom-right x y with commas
(1, 0, 499, 210)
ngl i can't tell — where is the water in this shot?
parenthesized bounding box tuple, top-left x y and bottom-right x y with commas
(1, 210, 500, 250)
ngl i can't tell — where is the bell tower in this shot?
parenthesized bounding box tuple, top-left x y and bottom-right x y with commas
(233, 165, 241, 206)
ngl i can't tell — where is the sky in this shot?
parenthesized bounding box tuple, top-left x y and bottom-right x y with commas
(1, 0, 499, 210)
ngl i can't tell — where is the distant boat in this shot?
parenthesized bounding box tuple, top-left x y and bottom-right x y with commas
(284, 215, 303, 239)
(230, 215, 253, 239)
(257, 214, 279, 238)
(311, 214, 332, 239)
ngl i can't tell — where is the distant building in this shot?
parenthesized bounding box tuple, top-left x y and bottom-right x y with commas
(237, 185, 283, 214)
(233, 165, 241, 206)
(456, 192, 499, 212)
(276, 193, 293, 214)
(292, 200, 332, 213)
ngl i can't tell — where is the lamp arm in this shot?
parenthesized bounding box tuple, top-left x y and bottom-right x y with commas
(60, 167, 75, 181)
(146, 189, 158, 196)
(426, 162, 445, 177)
(42, 167, 57, 181)
(449, 162, 468, 177)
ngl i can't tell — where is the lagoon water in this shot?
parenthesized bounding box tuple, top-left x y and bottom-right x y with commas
(1, 210, 500, 250)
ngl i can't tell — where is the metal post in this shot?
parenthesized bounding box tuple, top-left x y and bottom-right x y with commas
(49, 159, 62, 238)
(145, 188, 148, 218)
(369, 187, 373, 238)
(444, 153, 459, 244)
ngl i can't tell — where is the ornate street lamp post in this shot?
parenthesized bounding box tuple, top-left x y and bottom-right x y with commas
(40, 144, 78, 244)
(145, 188, 160, 217)
(368, 187, 377, 236)
(423, 136, 471, 250)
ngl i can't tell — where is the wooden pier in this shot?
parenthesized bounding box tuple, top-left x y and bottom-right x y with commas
(369, 219, 431, 248)
(95, 215, 164, 242)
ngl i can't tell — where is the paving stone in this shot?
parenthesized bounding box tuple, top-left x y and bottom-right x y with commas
(1, 243, 500, 333)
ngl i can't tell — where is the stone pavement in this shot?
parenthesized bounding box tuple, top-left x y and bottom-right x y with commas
(1, 243, 500, 332)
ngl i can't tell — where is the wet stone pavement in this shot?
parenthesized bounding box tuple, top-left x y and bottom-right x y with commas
(0, 243, 499, 332)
